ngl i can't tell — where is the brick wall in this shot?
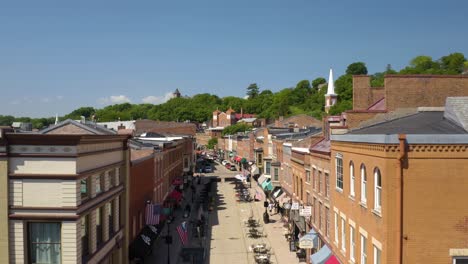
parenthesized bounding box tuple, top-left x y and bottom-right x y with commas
(352, 76, 385, 110)
(135, 120, 196, 136)
(384, 75, 468, 111)
(129, 155, 154, 240)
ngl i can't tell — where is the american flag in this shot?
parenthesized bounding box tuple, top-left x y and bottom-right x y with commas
(145, 203, 161, 225)
(177, 221, 188, 246)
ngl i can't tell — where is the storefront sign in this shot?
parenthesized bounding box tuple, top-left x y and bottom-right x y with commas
(291, 202, 299, 210)
(299, 234, 315, 249)
(299, 206, 312, 217)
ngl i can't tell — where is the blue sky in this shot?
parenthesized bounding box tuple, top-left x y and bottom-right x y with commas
(1, 0, 467, 117)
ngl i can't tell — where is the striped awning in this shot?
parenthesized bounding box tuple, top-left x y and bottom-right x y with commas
(257, 174, 267, 184)
(310, 245, 332, 264)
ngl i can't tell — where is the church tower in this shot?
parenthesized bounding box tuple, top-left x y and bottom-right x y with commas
(325, 68, 337, 113)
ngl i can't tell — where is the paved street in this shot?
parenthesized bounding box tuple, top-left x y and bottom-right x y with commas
(145, 162, 303, 264)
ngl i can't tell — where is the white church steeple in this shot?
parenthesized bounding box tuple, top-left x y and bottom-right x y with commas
(325, 68, 337, 113)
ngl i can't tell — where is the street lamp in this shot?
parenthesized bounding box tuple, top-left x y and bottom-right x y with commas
(165, 218, 173, 264)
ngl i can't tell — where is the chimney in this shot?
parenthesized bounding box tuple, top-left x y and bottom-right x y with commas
(118, 123, 126, 130)
(240, 108, 243, 119)
(80, 116, 85, 124)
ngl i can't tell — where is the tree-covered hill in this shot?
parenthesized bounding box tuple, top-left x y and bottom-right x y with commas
(1, 52, 466, 129)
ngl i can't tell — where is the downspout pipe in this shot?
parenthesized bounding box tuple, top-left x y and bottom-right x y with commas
(397, 134, 407, 264)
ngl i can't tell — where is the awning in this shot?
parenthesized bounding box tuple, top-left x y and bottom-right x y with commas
(251, 165, 259, 175)
(234, 156, 241, 162)
(241, 158, 248, 164)
(169, 190, 183, 202)
(257, 174, 267, 184)
(129, 225, 160, 260)
(272, 187, 283, 198)
(325, 256, 340, 264)
(275, 192, 286, 202)
(280, 196, 291, 206)
(261, 180, 273, 191)
(310, 245, 332, 264)
(172, 178, 183, 185)
(299, 228, 319, 249)
(235, 174, 247, 181)
(255, 190, 263, 200)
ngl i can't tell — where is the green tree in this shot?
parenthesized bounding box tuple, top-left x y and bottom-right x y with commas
(312, 77, 326, 90)
(207, 138, 218, 149)
(440, 52, 466, 74)
(64, 107, 95, 120)
(246, 83, 260, 99)
(346, 62, 368, 75)
(222, 123, 253, 136)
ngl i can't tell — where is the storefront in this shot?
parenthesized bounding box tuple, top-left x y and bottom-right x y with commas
(129, 224, 162, 262)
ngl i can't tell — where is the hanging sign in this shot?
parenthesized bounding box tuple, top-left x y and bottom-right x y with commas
(291, 202, 299, 210)
(299, 206, 312, 217)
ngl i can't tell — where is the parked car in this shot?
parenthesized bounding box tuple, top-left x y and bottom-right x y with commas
(225, 163, 231, 169)
(229, 165, 237, 171)
(204, 165, 213, 173)
(222, 160, 228, 165)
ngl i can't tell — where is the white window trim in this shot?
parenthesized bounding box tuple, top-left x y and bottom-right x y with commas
(361, 234, 367, 264)
(341, 217, 346, 252)
(373, 245, 382, 264)
(334, 212, 339, 244)
(361, 165, 367, 205)
(335, 154, 344, 191)
(350, 163, 355, 197)
(350, 225, 356, 262)
(374, 169, 382, 213)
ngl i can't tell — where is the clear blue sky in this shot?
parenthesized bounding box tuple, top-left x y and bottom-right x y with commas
(1, 0, 467, 117)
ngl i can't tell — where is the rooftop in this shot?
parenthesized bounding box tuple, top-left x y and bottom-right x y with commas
(348, 111, 467, 135)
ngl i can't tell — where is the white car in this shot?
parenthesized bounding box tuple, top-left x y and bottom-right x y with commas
(222, 160, 228, 165)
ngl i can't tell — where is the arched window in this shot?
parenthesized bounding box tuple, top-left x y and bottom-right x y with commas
(374, 168, 382, 212)
(360, 164, 367, 204)
(350, 162, 355, 197)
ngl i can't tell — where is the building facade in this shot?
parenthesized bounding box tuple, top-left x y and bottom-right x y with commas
(5, 133, 130, 264)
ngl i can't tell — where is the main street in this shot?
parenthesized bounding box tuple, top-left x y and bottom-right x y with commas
(145, 162, 302, 264)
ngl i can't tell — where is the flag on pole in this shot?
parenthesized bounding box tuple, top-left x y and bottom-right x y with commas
(177, 221, 188, 246)
(145, 203, 161, 225)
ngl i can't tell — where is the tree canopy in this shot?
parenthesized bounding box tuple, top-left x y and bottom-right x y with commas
(2, 52, 465, 129)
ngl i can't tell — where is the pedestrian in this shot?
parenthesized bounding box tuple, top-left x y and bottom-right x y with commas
(275, 201, 280, 214)
(268, 202, 274, 213)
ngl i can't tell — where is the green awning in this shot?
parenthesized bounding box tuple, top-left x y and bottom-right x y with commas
(261, 180, 273, 191)
(241, 158, 247, 164)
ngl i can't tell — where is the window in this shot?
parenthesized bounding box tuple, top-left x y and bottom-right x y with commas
(334, 212, 339, 243)
(350, 225, 356, 262)
(361, 165, 367, 204)
(313, 197, 317, 224)
(341, 217, 346, 252)
(306, 170, 311, 183)
(96, 173, 104, 194)
(109, 169, 116, 187)
(312, 168, 317, 190)
(300, 178, 303, 200)
(265, 161, 271, 175)
(373, 246, 381, 264)
(29, 222, 61, 264)
(453, 257, 468, 264)
(318, 171, 322, 193)
(257, 153, 263, 166)
(80, 178, 90, 201)
(350, 162, 355, 197)
(374, 168, 382, 213)
(306, 192, 311, 205)
(325, 207, 330, 237)
(109, 201, 115, 236)
(274, 168, 279, 181)
(336, 154, 344, 190)
(325, 172, 330, 197)
(319, 202, 323, 230)
(81, 215, 90, 258)
(361, 235, 367, 264)
(96, 207, 103, 246)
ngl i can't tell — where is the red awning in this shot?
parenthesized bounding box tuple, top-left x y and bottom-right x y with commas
(169, 190, 182, 202)
(235, 156, 242, 162)
(172, 178, 183, 185)
(325, 255, 340, 264)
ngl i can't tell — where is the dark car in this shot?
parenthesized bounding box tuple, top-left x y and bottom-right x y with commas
(204, 165, 213, 173)
(229, 165, 237, 171)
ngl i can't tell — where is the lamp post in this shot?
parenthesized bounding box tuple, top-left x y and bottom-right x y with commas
(165, 218, 173, 264)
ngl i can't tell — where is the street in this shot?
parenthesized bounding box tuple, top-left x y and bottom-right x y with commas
(145, 162, 302, 264)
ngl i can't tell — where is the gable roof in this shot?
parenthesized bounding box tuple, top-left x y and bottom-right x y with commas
(39, 119, 117, 135)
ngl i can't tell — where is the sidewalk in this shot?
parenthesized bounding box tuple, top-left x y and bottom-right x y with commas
(144, 177, 207, 264)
